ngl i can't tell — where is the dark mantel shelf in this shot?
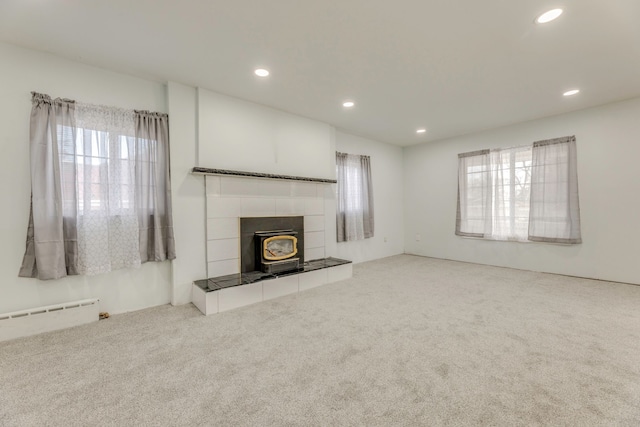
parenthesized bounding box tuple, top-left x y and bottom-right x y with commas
(191, 167, 337, 184)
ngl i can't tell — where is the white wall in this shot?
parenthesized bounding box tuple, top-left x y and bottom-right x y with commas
(335, 131, 405, 264)
(0, 42, 171, 314)
(197, 88, 335, 180)
(167, 82, 206, 305)
(404, 97, 640, 285)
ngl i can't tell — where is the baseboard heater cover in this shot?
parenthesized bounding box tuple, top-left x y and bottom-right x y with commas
(0, 298, 100, 342)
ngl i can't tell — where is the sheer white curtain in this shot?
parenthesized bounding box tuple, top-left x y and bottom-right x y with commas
(72, 103, 141, 275)
(456, 146, 531, 240)
(336, 152, 374, 242)
(528, 136, 581, 243)
(488, 146, 532, 241)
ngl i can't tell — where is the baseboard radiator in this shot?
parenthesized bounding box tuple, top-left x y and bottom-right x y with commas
(0, 298, 100, 342)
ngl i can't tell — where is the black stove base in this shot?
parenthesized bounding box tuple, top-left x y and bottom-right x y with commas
(262, 257, 299, 274)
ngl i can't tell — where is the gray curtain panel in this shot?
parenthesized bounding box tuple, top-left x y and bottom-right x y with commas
(359, 154, 374, 239)
(528, 135, 582, 244)
(134, 111, 176, 262)
(336, 152, 374, 242)
(455, 149, 490, 238)
(19, 93, 79, 279)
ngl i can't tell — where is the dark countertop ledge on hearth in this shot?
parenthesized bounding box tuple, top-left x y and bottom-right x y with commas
(194, 257, 352, 292)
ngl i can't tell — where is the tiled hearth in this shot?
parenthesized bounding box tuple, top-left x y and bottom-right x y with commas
(192, 258, 352, 315)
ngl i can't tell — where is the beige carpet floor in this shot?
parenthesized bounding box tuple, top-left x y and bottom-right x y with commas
(1, 254, 639, 426)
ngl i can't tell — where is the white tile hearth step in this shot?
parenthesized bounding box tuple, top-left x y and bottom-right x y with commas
(219, 282, 263, 312)
(298, 269, 327, 292)
(263, 275, 299, 301)
(327, 263, 352, 283)
(192, 284, 217, 315)
(191, 262, 353, 315)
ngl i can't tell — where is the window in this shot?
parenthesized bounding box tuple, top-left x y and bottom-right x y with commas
(336, 152, 374, 242)
(59, 127, 138, 215)
(20, 92, 175, 280)
(456, 136, 581, 243)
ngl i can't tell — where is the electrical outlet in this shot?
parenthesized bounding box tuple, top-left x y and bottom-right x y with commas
(384, 236, 388, 243)
(415, 234, 421, 241)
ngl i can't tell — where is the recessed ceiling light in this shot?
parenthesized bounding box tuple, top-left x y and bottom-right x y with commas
(416, 129, 427, 134)
(536, 8, 563, 24)
(563, 89, 580, 96)
(343, 101, 355, 108)
(254, 68, 270, 77)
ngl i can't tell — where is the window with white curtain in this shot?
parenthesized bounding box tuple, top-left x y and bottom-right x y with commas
(20, 92, 175, 280)
(336, 152, 374, 242)
(456, 136, 581, 244)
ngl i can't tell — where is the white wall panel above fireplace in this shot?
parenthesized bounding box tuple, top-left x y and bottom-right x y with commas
(197, 88, 335, 180)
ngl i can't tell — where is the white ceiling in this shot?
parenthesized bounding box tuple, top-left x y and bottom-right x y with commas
(1, 0, 639, 146)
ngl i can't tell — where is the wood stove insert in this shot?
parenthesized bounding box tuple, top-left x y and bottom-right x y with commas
(254, 229, 299, 274)
(240, 216, 305, 274)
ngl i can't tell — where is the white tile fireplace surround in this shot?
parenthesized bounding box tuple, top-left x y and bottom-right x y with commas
(205, 175, 329, 277)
